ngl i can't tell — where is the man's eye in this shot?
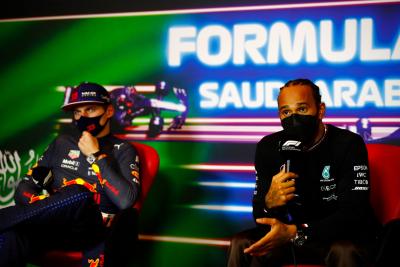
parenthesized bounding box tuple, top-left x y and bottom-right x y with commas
(282, 110, 291, 116)
(298, 107, 307, 113)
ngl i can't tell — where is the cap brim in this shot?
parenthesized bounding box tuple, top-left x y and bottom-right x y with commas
(61, 100, 109, 110)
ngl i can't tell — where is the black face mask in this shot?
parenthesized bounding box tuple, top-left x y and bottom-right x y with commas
(74, 112, 108, 136)
(281, 113, 319, 144)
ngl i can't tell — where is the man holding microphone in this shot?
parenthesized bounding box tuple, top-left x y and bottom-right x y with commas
(227, 79, 380, 267)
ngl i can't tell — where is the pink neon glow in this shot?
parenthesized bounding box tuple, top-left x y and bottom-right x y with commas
(2, 0, 398, 22)
(139, 234, 230, 247)
(182, 164, 254, 172)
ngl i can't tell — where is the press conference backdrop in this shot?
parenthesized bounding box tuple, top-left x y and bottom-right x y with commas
(1, 1, 399, 266)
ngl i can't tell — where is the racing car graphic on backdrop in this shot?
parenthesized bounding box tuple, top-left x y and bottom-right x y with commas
(109, 81, 188, 138)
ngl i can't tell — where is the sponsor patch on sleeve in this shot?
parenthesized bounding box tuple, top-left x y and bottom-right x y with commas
(352, 165, 369, 191)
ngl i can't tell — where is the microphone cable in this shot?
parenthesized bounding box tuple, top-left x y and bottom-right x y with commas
(290, 242, 298, 267)
(287, 205, 298, 267)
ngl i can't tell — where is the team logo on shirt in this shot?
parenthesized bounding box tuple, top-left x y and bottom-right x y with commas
(131, 170, 139, 178)
(352, 165, 368, 191)
(87, 166, 96, 176)
(68, 149, 80, 159)
(323, 193, 338, 201)
(253, 170, 259, 195)
(114, 143, 124, 150)
(319, 165, 337, 201)
(322, 165, 330, 179)
(61, 159, 80, 170)
(130, 156, 140, 172)
(132, 177, 140, 184)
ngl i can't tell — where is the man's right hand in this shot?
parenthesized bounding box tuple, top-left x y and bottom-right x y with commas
(78, 131, 100, 156)
(265, 168, 298, 209)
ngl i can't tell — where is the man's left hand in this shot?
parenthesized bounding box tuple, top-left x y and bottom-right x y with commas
(243, 218, 296, 256)
(78, 131, 100, 156)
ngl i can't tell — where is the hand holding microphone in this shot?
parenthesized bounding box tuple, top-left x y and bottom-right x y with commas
(265, 168, 298, 209)
(279, 138, 307, 223)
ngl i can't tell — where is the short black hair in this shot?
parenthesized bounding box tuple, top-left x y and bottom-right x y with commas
(280, 78, 321, 105)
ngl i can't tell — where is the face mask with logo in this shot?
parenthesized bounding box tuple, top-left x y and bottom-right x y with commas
(74, 112, 107, 136)
(281, 113, 319, 144)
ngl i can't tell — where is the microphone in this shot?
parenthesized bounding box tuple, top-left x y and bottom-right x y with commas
(30, 166, 54, 188)
(279, 139, 305, 172)
(279, 139, 305, 223)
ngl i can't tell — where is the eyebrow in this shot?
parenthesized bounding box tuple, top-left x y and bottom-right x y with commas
(74, 105, 97, 112)
(279, 102, 309, 111)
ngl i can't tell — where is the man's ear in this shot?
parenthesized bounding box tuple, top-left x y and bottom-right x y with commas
(318, 102, 326, 120)
(105, 104, 114, 119)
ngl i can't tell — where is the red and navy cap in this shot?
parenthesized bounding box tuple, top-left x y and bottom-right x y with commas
(61, 82, 110, 110)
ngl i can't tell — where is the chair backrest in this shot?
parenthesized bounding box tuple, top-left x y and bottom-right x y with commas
(367, 143, 400, 225)
(131, 142, 160, 211)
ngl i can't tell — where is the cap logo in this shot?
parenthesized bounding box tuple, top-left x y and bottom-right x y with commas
(82, 91, 97, 97)
(71, 91, 79, 101)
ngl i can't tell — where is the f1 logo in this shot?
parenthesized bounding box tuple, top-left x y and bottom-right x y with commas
(282, 140, 301, 147)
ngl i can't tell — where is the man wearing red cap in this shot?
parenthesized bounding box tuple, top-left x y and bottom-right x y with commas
(0, 82, 141, 267)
